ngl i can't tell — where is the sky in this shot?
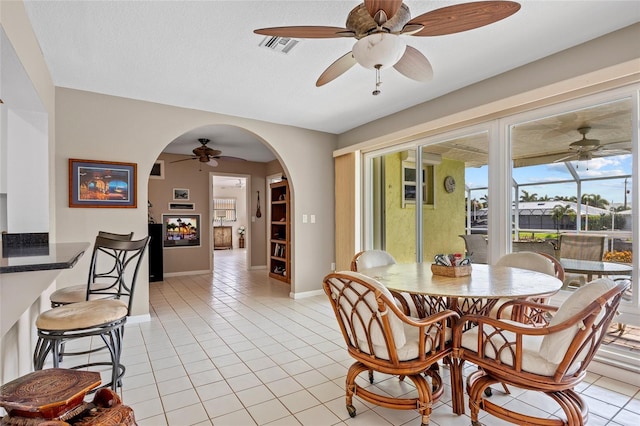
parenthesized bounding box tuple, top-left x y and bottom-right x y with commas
(465, 153, 632, 208)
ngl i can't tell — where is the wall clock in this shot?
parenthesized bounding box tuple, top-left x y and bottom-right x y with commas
(444, 176, 456, 193)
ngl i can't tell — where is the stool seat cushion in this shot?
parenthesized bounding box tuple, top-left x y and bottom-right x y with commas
(36, 300, 128, 331)
(50, 284, 112, 304)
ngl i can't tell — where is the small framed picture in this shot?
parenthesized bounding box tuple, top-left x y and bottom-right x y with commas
(173, 188, 189, 200)
(169, 202, 195, 210)
(150, 160, 164, 180)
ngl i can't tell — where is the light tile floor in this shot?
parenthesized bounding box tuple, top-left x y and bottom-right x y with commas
(53, 250, 639, 425)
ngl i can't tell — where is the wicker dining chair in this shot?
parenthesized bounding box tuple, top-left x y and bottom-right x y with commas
(49, 231, 134, 307)
(350, 249, 396, 271)
(323, 271, 459, 426)
(455, 278, 628, 426)
(490, 251, 558, 319)
(34, 236, 149, 391)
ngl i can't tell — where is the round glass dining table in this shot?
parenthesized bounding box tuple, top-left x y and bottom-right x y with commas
(358, 262, 563, 415)
(560, 258, 632, 281)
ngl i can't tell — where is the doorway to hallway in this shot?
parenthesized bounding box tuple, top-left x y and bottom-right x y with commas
(211, 176, 249, 265)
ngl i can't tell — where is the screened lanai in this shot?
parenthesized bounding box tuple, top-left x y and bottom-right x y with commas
(363, 90, 638, 370)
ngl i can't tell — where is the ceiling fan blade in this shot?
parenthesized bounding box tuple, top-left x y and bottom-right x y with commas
(553, 154, 578, 163)
(408, 1, 521, 37)
(170, 157, 197, 163)
(400, 24, 425, 36)
(594, 148, 632, 157)
(215, 155, 247, 162)
(254, 26, 354, 39)
(316, 52, 357, 87)
(393, 46, 433, 82)
(364, 0, 403, 21)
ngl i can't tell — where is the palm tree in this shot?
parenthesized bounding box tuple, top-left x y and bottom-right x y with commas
(552, 204, 574, 232)
(590, 194, 609, 209)
(519, 190, 538, 202)
(480, 194, 489, 208)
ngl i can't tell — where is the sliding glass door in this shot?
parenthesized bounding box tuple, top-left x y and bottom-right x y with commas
(364, 128, 491, 264)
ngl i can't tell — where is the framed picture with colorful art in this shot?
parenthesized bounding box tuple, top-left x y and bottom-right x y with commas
(68, 158, 137, 208)
(162, 214, 201, 247)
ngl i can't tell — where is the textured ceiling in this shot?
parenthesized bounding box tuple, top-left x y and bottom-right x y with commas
(23, 1, 640, 163)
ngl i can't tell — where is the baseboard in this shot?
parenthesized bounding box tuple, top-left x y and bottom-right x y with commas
(289, 289, 325, 299)
(127, 313, 151, 324)
(590, 353, 640, 386)
(163, 270, 211, 277)
(250, 265, 267, 270)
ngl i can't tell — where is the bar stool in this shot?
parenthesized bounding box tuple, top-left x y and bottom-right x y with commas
(33, 236, 149, 391)
(50, 231, 134, 307)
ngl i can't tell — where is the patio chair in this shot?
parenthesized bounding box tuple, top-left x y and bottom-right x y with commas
(323, 271, 459, 426)
(49, 231, 135, 307)
(512, 240, 556, 257)
(459, 234, 488, 264)
(455, 278, 628, 426)
(559, 234, 606, 289)
(34, 236, 149, 391)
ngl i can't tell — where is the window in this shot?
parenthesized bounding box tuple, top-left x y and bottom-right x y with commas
(402, 160, 435, 207)
(213, 198, 237, 223)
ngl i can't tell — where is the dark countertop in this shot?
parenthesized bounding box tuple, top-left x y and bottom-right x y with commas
(0, 242, 89, 274)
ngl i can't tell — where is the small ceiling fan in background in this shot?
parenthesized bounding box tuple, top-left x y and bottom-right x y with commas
(170, 138, 246, 168)
(553, 127, 631, 163)
(254, 0, 521, 94)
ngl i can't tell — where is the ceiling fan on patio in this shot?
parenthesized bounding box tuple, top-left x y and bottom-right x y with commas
(170, 138, 245, 167)
(552, 127, 631, 163)
(254, 1, 521, 94)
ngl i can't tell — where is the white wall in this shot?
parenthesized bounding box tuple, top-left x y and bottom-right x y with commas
(1, 27, 49, 233)
(6, 108, 48, 232)
(0, 0, 57, 387)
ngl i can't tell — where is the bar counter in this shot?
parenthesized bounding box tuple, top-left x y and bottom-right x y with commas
(0, 242, 89, 338)
(1, 242, 88, 274)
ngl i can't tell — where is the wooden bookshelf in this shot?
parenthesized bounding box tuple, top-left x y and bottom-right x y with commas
(269, 180, 290, 283)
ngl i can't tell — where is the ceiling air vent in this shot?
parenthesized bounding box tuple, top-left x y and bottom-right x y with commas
(259, 36, 299, 54)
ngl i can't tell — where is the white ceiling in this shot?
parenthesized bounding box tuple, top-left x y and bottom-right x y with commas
(23, 1, 640, 162)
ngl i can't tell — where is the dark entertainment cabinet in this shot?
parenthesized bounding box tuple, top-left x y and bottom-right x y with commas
(148, 223, 164, 282)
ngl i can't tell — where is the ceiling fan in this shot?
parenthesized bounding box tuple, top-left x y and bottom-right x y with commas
(254, 1, 521, 94)
(170, 138, 245, 167)
(553, 127, 631, 163)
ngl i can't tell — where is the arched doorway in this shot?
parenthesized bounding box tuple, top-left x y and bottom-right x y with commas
(148, 124, 288, 281)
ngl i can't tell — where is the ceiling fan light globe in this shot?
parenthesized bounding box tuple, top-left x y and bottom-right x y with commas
(352, 33, 406, 70)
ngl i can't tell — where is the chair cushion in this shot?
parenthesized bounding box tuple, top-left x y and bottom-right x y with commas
(461, 320, 564, 376)
(391, 323, 451, 361)
(334, 271, 407, 350)
(36, 300, 128, 331)
(539, 278, 616, 364)
(50, 284, 113, 305)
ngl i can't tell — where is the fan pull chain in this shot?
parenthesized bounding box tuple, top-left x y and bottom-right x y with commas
(372, 64, 382, 96)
